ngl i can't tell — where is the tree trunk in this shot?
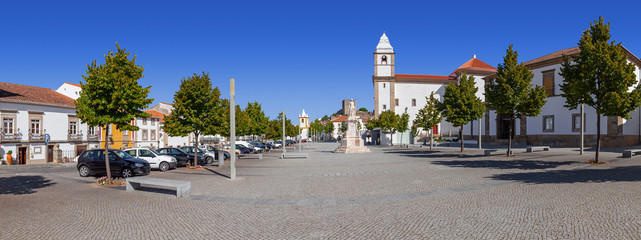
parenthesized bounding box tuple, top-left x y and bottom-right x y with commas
(194, 132, 199, 167)
(430, 129, 434, 150)
(459, 126, 464, 152)
(423, 130, 427, 146)
(596, 114, 601, 163)
(507, 118, 513, 157)
(104, 124, 112, 183)
(390, 132, 394, 146)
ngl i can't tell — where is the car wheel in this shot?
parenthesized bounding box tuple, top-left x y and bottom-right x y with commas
(78, 165, 90, 177)
(206, 156, 214, 165)
(159, 162, 169, 172)
(121, 168, 133, 178)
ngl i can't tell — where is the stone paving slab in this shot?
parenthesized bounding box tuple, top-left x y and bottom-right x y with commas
(2, 142, 641, 239)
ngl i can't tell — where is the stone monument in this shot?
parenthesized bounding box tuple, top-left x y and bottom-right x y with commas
(334, 102, 371, 153)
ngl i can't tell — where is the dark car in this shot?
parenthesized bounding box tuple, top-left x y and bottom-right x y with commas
(157, 147, 203, 167)
(286, 140, 296, 145)
(77, 149, 151, 178)
(179, 146, 210, 165)
(235, 144, 252, 154)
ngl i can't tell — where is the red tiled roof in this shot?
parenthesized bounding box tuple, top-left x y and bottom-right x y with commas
(524, 47, 579, 66)
(451, 58, 497, 76)
(0, 82, 75, 107)
(395, 74, 454, 80)
(143, 109, 166, 122)
(64, 82, 81, 87)
(331, 116, 349, 122)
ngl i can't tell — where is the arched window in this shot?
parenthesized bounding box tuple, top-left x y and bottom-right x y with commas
(381, 55, 388, 64)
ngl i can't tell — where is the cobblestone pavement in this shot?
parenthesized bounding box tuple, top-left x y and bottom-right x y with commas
(2, 143, 641, 239)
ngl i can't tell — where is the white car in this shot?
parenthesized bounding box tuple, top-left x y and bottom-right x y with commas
(124, 148, 177, 172)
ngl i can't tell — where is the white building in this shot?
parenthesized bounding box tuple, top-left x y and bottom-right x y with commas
(481, 47, 641, 147)
(145, 103, 191, 148)
(330, 116, 366, 140)
(131, 110, 163, 148)
(299, 109, 309, 139)
(372, 32, 496, 144)
(1, 82, 99, 164)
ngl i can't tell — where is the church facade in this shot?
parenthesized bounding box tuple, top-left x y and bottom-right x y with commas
(372, 32, 641, 147)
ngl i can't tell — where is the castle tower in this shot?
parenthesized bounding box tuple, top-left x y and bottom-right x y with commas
(373, 32, 396, 117)
(299, 109, 309, 139)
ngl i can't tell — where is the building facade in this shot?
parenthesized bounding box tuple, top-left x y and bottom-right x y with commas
(372, 33, 496, 144)
(1, 82, 99, 164)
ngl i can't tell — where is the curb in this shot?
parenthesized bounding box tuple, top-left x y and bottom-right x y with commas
(0, 162, 76, 170)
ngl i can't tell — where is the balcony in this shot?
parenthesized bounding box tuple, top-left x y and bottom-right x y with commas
(29, 132, 44, 141)
(88, 134, 99, 141)
(0, 128, 22, 141)
(68, 130, 83, 141)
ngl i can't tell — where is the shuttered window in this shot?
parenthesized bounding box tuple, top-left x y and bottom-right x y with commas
(543, 70, 555, 97)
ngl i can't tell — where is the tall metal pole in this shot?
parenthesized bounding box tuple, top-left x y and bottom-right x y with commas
(282, 111, 286, 153)
(478, 116, 482, 149)
(230, 78, 236, 179)
(580, 103, 584, 155)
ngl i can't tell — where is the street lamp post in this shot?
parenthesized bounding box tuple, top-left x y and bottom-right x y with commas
(230, 78, 236, 180)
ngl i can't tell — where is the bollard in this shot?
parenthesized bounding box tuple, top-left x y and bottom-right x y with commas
(217, 150, 224, 166)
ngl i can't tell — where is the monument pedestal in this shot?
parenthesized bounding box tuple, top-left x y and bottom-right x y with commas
(334, 136, 371, 153)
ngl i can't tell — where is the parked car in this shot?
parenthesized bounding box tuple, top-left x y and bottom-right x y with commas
(180, 146, 213, 165)
(237, 141, 261, 152)
(124, 148, 177, 172)
(268, 141, 282, 148)
(286, 140, 296, 145)
(236, 144, 252, 154)
(199, 145, 230, 160)
(157, 147, 201, 167)
(77, 149, 151, 178)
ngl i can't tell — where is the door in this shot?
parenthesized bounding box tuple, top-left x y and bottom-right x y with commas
(138, 149, 158, 167)
(75, 145, 87, 159)
(47, 145, 54, 163)
(18, 147, 27, 165)
(497, 114, 515, 140)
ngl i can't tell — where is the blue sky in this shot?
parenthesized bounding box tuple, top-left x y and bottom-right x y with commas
(2, 0, 641, 123)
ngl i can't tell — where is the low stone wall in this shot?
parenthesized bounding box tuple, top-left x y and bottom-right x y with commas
(462, 134, 641, 147)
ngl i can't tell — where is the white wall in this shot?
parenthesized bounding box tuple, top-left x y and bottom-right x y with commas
(379, 82, 391, 112)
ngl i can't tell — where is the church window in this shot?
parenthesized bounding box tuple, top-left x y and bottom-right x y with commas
(382, 55, 388, 64)
(383, 83, 386, 88)
(395, 99, 399, 106)
(412, 99, 416, 107)
(543, 70, 555, 97)
(383, 104, 387, 110)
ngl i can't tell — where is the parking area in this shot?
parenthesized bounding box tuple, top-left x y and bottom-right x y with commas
(2, 142, 641, 238)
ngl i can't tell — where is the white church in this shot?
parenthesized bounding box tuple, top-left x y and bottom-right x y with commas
(372, 32, 641, 147)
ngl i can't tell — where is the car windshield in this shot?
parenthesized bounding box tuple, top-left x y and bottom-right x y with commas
(149, 149, 161, 155)
(183, 147, 203, 154)
(110, 150, 132, 158)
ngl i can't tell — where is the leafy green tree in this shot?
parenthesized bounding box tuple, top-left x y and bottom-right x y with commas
(410, 124, 419, 143)
(234, 105, 251, 137)
(321, 115, 330, 122)
(77, 43, 153, 182)
(358, 107, 368, 112)
(414, 92, 442, 149)
(397, 110, 410, 146)
(340, 121, 348, 135)
(265, 119, 281, 140)
(378, 110, 399, 146)
(325, 121, 335, 139)
(560, 17, 641, 163)
(439, 73, 485, 152)
(365, 118, 379, 130)
(245, 102, 268, 147)
(309, 119, 324, 141)
(163, 72, 225, 166)
(486, 45, 547, 156)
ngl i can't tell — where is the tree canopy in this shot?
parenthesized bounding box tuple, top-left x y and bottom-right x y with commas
(560, 16, 641, 162)
(378, 110, 398, 145)
(77, 43, 153, 181)
(397, 110, 410, 145)
(439, 73, 485, 152)
(486, 45, 546, 156)
(413, 92, 442, 149)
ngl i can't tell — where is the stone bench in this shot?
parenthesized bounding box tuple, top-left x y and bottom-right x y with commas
(526, 146, 550, 152)
(623, 149, 641, 158)
(126, 177, 191, 198)
(281, 153, 308, 159)
(285, 146, 296, 150)
(303, 145, 317, 149)
(484, 149, 498, 156)
(238, 154, 263, 159)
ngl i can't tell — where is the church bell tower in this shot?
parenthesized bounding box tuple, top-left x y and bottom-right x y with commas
(374, 32, 395, 77)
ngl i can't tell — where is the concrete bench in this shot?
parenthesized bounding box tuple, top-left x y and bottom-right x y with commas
(526, 146, 550, 152)
(126, 177, 191, 198)
(285, 146, 296, 150)
(238, 154, 263, 159)
(281, 153, 308, 159)
(623, 149, 641, 158)
(303, 145, 317, 149)
(484, 149, 498, 156)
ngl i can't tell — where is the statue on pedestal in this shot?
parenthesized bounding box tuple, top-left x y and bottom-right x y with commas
(334, 102, 371, 153)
